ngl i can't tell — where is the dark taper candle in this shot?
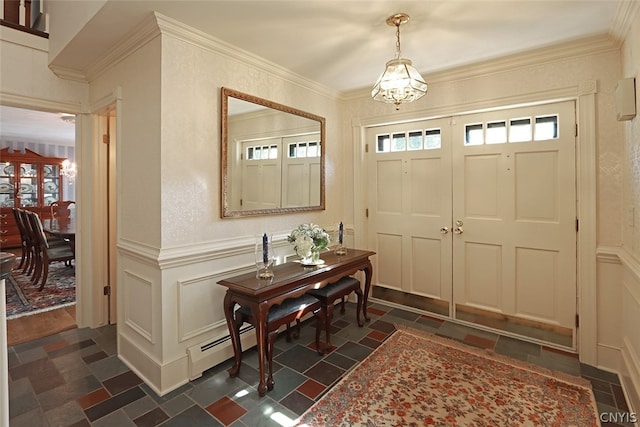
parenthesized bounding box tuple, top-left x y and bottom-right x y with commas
(339, 222, 343, 244)
(262, 233, 269, 263)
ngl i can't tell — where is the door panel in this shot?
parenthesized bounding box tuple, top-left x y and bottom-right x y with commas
(452, 101, 577, 332)
(367, 119, 452, 306)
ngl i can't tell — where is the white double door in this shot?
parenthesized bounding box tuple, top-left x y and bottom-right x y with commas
(367, 101, 577, 335)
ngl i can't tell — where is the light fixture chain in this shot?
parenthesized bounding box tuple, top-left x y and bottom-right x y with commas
(395, 23, 401, 59)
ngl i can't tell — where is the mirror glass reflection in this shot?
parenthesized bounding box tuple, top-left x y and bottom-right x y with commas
(221, 88, 325, 217)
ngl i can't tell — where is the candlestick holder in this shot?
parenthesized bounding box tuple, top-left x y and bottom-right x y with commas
(255, 235, 275, 279)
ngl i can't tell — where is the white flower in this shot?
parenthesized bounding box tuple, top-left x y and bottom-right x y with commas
(294, 235, 314, 258)
(287, 223, 331, 257)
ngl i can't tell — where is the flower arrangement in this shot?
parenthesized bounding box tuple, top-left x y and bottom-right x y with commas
(286, 223, 331, 262)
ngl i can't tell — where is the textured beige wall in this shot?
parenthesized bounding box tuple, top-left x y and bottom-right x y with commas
(621, 9, 640, 260)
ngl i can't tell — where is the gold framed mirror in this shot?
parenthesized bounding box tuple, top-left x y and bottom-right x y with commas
(221, 88, 326, 218)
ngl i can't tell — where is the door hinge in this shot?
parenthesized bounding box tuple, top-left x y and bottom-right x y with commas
(575, 313, 579, 328)
(365, 144, 369, 153)
(102, 134, 109, 144)
(366, 208, 369, 218)
(103, 285, 111, 296)
(576, 218, 579, 232)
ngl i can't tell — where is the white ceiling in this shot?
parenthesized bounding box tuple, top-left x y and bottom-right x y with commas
(1, 0, 625, 145)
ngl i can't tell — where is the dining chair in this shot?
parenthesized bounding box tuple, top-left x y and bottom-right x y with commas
(233, 294, 322, 391)
(306, 276, 363, 354)
(50, 200, 75, 219)
(24, 210, 75, 291)
(12, 208, 35, 274)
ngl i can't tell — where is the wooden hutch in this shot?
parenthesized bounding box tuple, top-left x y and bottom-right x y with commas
(0, 147, 66, 249)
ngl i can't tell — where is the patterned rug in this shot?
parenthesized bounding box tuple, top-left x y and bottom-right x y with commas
(296, 326, 600, 427)
(5, 261, 75, 319)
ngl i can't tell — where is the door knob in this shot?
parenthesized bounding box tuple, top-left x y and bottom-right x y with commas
(453, 227, 464, 234)
(440, 227, 450, 234)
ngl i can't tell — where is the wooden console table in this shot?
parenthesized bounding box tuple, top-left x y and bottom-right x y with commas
(218, 248, 375, 396)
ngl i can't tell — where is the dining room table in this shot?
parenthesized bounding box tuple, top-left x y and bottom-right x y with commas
(217, 248, 375, 396)
(43, 217, 76, 254)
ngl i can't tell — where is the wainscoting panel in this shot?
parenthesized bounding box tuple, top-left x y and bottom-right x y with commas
(177, 273, 229, 342)
(123, 270, 154, 343)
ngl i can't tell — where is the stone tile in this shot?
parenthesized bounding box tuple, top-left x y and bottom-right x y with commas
(160, 405, 223, 427)
(304, 360, 345, 386)
(161, 394, 197, 417)
(206, 396, 247, 425)
(133, 407, 170, 427)
(274, 344, 324, 373)
(238, 399, 298, 427)
(187, 371, 247, 407)
(6, 407, 49, 427)
(84, 387, 146, 422)
(91, 408, 136, 427)
(335, 340, 373, 362)
(103, 370, 144, 396)
(278, 390, 315, 416)
(87, 355, 130, 382)
(38, 374, 103, 411)
(297, 379, 326, 400)
(122, 395, 159, 419)
(494, 335, 541, 361)
(44, 399, 87, 426)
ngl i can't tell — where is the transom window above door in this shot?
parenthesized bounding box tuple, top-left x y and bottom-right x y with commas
(288, 141, 321, 158)
(246, 144, 278, 160)
(464, 115, 559, 146)
(376, 128, 442, 153)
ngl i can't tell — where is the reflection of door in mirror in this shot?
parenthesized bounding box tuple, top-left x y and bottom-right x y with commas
(221, 87, 325, 218)
(239, 138, 282, 211)
(281, 135, 321, 207)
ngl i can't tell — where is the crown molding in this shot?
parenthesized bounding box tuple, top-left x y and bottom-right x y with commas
(49, 65, 88, 83)
(0, 91, 81, 113)
(610, 0, 640, 41)
(83, 12, 162, 83)
(71, 11, 338, 100)
(152, 13, 338, 100)
(342, 34, 619, 101)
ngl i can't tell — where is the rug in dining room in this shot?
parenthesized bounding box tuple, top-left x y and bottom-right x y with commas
(5, 262, 75, 319)
(296, 326, 600, 427)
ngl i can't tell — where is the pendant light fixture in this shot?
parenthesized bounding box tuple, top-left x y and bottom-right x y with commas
(371, 13, 427, 110)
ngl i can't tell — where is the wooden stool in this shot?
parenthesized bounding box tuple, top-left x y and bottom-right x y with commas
(234, 294, 321, 391)
(306, 276, 363, 354)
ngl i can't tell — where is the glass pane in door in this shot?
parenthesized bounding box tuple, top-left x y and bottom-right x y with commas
(0, 162, 16, 207)
(19, 163, 37, 208)
(43, 164, 60, 206)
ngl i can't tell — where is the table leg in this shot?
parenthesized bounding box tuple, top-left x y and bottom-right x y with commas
(223, 292, 242, 377)
(252, 303, 269, 396)
(362, 261, 373, 322)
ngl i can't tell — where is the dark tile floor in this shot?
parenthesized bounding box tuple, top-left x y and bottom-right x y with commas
(8, 302, 636, 426)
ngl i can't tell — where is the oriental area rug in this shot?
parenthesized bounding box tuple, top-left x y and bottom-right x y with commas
(296, 326, 600, 427)
(5, 262, 75, 319)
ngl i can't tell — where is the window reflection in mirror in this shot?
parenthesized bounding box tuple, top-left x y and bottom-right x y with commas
(221, 88, 325, 218)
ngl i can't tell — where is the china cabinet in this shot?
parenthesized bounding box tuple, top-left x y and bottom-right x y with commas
(0, 148, 65, 249)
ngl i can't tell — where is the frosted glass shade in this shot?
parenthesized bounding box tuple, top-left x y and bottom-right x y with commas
(371, 58, 427, 109)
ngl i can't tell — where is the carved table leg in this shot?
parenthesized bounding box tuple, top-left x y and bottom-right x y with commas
(252, 303, 269, 396)
(362, 261, 373, 322)
(223, 292, 242, 377)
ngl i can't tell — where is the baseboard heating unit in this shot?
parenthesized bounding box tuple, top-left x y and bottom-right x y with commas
(187, 325, 256, 380)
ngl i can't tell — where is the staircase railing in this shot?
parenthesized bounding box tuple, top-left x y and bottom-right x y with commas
(0, 0, 49, 37)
